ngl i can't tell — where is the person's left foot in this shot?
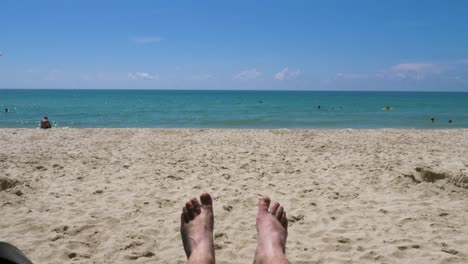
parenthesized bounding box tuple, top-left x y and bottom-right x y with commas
(180, 193, 215, 264)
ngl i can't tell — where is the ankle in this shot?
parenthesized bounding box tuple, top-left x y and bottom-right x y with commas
(254, 253, 288, 264)
(188, 244, 215, 264)
(257, 239, 285, 254)
(255, 243, 286, 263)
(188, 251, 215, 264)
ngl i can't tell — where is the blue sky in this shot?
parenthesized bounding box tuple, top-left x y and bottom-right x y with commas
(1, 0, 467, 90)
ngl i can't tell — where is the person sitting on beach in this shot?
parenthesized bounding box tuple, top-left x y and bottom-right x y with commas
(180, 193, 290, 264)
(40, 117, 52, 129)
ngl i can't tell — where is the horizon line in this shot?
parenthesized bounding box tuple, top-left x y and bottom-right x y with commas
(0, 88, 467, 93)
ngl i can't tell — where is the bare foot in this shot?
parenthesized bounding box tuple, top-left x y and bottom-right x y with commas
(254, 196, 290, 264)
(180, 193, 215, 264)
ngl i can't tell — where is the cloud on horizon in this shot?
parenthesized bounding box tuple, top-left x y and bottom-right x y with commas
(191, 74, 214, 81)
(128, 72, 159, 80)
(390, 62, 441, 80)
(233, 69, 261, 80)
(274, 67, 301, 81)
(334, 60, 468, 83)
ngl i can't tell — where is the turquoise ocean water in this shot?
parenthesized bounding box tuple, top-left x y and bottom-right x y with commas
(0, 89, 467, 128)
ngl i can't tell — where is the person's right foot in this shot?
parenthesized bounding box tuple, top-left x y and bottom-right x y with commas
(254, 196, 289, 264)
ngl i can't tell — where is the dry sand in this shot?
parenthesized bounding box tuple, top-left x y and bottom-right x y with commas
(1, 128, 467, 264)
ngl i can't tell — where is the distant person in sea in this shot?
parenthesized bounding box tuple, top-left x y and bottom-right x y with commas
(40, 117, 52, 129)
(4, 108, 8, 113)
(317, 105, 321, 110)
(430, 117, 435, 123)
(448, 119, 452, 124)
(180, 193, 290, 264)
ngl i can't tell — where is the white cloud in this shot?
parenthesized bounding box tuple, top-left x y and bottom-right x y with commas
(390, 62, 441, 80)
(334, 73, 369, 80)
(192, 74, 214, 81)
(128, 72, 159, 80)
(274, 68, 301, 81)
(335, 62, 448, 82)
(133, 36, 161, 44)
(233, 69, 261, 80)
(391, 62, 438, 72)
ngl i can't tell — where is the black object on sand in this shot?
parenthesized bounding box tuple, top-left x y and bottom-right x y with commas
(0, 242, 34, 264)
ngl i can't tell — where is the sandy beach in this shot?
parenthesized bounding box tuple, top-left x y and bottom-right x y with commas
(0, 128, 467, 264)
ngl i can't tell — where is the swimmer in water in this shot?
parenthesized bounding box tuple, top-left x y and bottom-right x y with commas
(430, 117, 435, 123)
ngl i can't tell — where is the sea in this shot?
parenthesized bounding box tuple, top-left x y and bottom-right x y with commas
(0, 89, 467, 129)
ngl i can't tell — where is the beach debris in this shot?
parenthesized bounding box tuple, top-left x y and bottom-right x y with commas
(401, 167, 468, 189)
(448, 173, 468, 189)
(288, 214, 304, 223)
(126, 251, 155, 260)
(441, 249, 458, 255)
(401, 172, 421, 184)
(166, 175, 182, 180)
(338, 238, 350, 244)
(123, 241, 143, 250)
(215, 232, 228, 239)
(415, 167, 448, 183)
(0, 177, 19, 191)
(52, 164, 64, 169)
(214, 243, 223, 250)
(35, 165, 47, 171)
(222, 205, 233, 212)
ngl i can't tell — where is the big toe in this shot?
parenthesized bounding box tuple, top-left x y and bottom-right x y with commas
(258, 196, 271, 214)
(200, 192, 213, 207)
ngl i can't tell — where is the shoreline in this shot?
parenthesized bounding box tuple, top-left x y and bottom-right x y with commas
(1, 128, 467, 263)
(2, 127, 468, 130)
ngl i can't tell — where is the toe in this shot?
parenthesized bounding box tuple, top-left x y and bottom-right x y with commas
(182, 207, 190, 223)
(191, 198, 202, 214)
(186, 201, 195, 219)
(200, 192, 213, 206)
(276, 206, 284, 220)
(270, 202, 280, 215)
(258, 196, 271, 213)
(281, 211, 288, 229)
